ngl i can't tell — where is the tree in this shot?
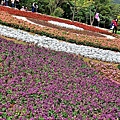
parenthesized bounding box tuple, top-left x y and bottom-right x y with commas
(45, 0, 66, 15)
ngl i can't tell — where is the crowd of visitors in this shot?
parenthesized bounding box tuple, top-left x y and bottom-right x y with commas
(94, 12, 118, 34)
(0, 0, 38, 12)
(0, 0, 20, 9)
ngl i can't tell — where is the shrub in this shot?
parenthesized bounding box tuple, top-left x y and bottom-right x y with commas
(67, 39, 76, 43)
(52, 7, 64, 17)
(117, 64, 120, 70)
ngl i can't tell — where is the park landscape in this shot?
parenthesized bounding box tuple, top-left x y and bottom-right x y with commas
(0, 6, 120, 120)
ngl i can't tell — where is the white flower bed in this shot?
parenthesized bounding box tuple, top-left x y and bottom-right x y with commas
(48, 20, 84, 31)
(0, 24, 120, 63)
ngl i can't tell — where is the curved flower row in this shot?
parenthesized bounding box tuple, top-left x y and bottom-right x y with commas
(0, 11, 120, 52)
(0, 6, 112, 35)
(0, 38, 120, 120)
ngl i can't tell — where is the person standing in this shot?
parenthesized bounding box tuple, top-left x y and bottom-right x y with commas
(11, 0, 15, 7)
(32, 1, 35, 12)
(112, 19, 118, 34)
(16, 0, 20, 9)
(1, 0, 4, 5)
(20, 6, 25, 11)
(25, 7, 28, 11)
(34, 2, 38, 12)
(94, 13, 100, 26)
(5, 0, 9, 6)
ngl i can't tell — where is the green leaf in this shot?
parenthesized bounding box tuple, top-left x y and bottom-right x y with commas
(21, 77, 26, 82)
(7, 116, 13, 120)
(0, 93, 2, 101)
(62, 112, 68, 118)
(2, 107, 6, 112)
(2, 112, 7, 118)
(38, 117, 44, 120)
(7, 89, 12, 94)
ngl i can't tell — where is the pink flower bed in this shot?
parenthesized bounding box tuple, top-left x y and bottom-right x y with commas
(0, 6, 112, 35)
(1, 38, 120, 119)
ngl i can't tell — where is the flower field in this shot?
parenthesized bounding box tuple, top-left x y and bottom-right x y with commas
(0, 38, 120, 120)
(0, 6, 120, 120)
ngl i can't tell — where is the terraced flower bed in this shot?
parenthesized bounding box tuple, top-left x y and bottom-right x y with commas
(0, 38, 120, 120)
(0, 6, 112, 35)
(0, 11, 120, 52)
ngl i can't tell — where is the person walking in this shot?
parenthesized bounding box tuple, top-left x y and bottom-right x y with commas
(112, 19, 118, 34)
(32, 1, 35, 12)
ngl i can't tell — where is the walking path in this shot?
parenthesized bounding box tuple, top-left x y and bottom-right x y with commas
(0, 25, 120, 63)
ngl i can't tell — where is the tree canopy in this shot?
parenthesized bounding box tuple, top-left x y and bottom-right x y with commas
(19, 0, 120, 29)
